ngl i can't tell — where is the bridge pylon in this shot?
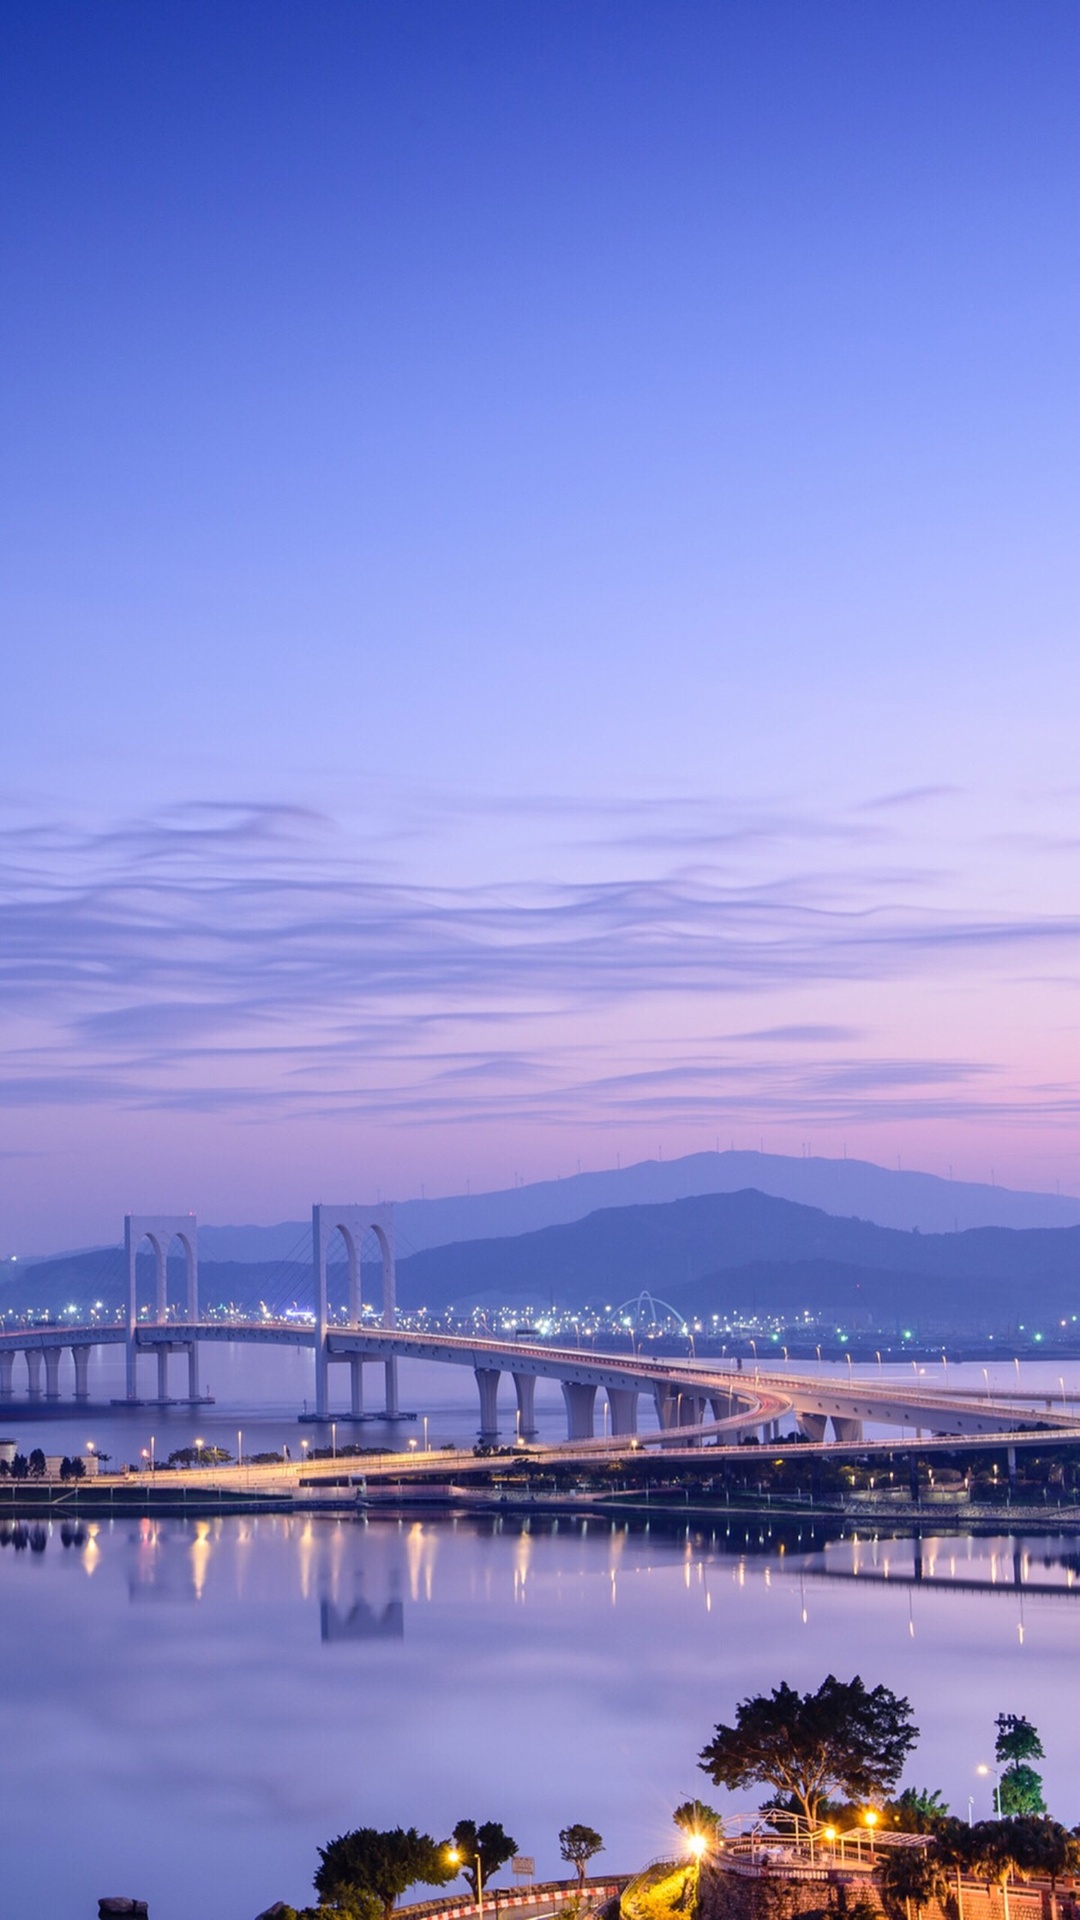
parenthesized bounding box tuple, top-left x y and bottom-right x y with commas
(312, 1203, 397, 1420)
(124, 1214, 201, 1403)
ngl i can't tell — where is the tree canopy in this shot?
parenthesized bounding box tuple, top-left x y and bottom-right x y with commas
(314, 1827, 455, 1918)
(673, 1802, 720, 1844)
(876, 1844, 949, 1920)
(698, 1676, 918, 1826)
(558, 1825, 604, 1888)
(450, 1820, 518, 1896)
(995, 1716, 1046, 1816)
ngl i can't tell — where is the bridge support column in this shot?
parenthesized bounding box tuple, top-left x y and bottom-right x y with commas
(677, 1392, 707, 1443)
(512, 1372, 538, 1440)
(561, 1381, 597, 1442)
(831, 1416, 863, 1442)
(797, 1412, 827, 1442)
(653, 1385, 679, 1430)
(383, 1356, 399, 1419)
(25, 1350, 42, 1397)
(71, 1346, 91, 1400)
(350, 1357, 364, 1417)
(709, 1391, 735, 1421)
(607, 1386, 638, 1437)
(156, 1348, 169, 1402)
(42, 1348, 61, 1400)
(126, 1336, 138, 1402)
(186, 1341, 200, 1401)
(475, 1368, 501, 1441)
(1007, 1445, 1017, 1491)
(0, 1352, 13, 1398)
(315, 1340, 329, 1419)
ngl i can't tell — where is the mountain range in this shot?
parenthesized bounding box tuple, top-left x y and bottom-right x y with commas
(189, 1148, 1080, 1264)
(8, 1186, 1080, 1334)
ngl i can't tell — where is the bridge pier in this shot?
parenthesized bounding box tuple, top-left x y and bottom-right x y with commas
(0, 1351, 12, 1398)
(561, 1381, 597, 1441)
(653, 1384, 679, 1430)
(43, 1348, 62, 1399)
(831, 1416, 863, 1443)
(126, 1335, 138, 1402)
(157, 1347, 169, 1402)
(350, 1356, 364, 1417)
(709, 1391, 735, 1421)
(25, 1350, 42, 1397)
(186, 1340, 200, 1400)
(797, 1412, 828, 1442)
(676, 1391, 708, 1443)
(315, 1340, 330, 1420)
(476, 1367, 501, 1441)
(72, 1345, 91, 1400)
(607, 1386, 638, 1437)
(384, 1356, 399, 1419)
(512, 1371, 538, 1440)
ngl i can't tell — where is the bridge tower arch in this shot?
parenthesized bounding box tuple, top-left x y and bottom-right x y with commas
(312, 1203, 396, 1420)
(124, 1213, 199, 1401)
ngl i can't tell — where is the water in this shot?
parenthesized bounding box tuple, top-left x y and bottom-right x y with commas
(5, 1355, 1080, 1920)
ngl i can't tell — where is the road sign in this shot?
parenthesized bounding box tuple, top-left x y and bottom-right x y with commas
(511, 1858, 535, 1880)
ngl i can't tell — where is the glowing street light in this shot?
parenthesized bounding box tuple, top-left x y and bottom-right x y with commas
(446, 1845, 484, 1920)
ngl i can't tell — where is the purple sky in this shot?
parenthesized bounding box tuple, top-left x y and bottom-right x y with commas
(2, 2, 1079, 1248)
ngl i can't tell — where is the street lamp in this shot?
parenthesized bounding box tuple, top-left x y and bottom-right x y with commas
(446, 1846, 483, 1920)
(686, 1834, 707, 1861)
(194, 1435, 204, 1466)
(976, 1764, 1000, 1815)
(331, 1421, 337, 1460)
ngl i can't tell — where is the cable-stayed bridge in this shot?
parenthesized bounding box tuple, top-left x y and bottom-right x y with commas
(4, 1206, 1079, 1449)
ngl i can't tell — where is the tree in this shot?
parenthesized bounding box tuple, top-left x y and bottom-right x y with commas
(10, 1454, 28, 1480)
(559, 1825, 604, 1890)
(1000, 1769, 1047, 1818)
(450, 1821, 518, 1897)
(886, 1789, 950, 1833)
(314, 1828, 455, 1919)
(673, 1802, 720, 1845)
(699, 1677, 918, 1826)
(996, 1717, 1046, 1817)
(1001, 1817, 1077, 1891)
(28, 1448, 46, 1479)
(877, 1845, 949, 1920)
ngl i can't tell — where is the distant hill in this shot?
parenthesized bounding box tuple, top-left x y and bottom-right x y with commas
(192, 1149, 1080, 1265)
(8, 1188, 1080, 1333)
(392, 1189, 1080, 1326)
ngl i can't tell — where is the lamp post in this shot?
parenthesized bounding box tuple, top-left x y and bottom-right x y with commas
(976, 1763, 1000, 1815)
(447, 1846, 483, 1920)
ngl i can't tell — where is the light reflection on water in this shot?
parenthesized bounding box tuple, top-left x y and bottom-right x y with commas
(3, 1513, 1080, 1920)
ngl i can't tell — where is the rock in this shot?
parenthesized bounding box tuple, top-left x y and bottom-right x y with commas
(254, 1906, 295, 1920)
(98, 1903, 149, 1917)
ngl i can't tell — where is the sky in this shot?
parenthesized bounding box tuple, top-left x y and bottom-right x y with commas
(1, 1, 1079, 1249)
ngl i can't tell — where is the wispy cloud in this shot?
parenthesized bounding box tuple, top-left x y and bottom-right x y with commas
(0, 793, 1077, 1129)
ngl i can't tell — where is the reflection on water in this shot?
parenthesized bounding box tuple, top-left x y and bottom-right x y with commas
(321, 1595, 405, 1642)
(4, 1512, 1080, 1920)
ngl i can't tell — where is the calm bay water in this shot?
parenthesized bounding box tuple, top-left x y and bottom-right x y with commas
(4, 1356, 1080, 1920)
